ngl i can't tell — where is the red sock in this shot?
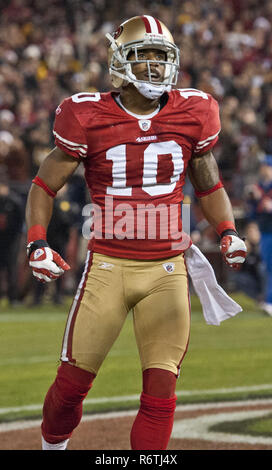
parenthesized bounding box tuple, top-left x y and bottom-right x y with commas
(130, 391, 177, 450)
(130, 368, 177, 450)
(41, 363, 95, 444)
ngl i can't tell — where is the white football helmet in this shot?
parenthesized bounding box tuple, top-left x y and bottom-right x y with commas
(106, 15, 180, 99)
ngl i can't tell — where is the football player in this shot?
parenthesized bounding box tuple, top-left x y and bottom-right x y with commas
(25, 15, 247, 450)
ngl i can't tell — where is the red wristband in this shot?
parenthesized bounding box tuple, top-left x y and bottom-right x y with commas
(195, 181, 224, 198)
(216, 221, 236, 237)
(32, 176, 56, 198)
(27, 224, 47, 243)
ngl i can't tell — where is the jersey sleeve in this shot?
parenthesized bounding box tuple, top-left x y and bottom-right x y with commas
(53, 98, 88, 159)
(194, 96, 221, 155)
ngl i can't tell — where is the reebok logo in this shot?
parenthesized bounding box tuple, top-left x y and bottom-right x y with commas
(98, 262, 114, 270)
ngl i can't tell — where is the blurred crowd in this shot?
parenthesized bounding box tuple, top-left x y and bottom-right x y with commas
(1, 0, 272, 309)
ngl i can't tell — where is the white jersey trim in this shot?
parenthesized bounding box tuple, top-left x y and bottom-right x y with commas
(195, 131, 220, 152)
(53, 130, 88, 155)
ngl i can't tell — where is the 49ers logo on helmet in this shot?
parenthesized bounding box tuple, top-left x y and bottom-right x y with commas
(112, 26, 123, 39)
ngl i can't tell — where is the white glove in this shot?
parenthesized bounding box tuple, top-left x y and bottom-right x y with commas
(29, 246, 70, 283)
(220, 235, 247, 269)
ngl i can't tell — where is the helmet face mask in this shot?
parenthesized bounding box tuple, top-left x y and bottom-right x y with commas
(115, 40, 179, 86)
(106, 16, 180, 98)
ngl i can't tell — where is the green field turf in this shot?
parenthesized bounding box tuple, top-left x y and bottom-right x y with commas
(0, 293, 272, 422)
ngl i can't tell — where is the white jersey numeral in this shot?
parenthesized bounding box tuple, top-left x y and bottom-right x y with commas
(179, 88, 208, 100)
(71, 92, 101, 103)
(142, 141, 183, 196)
(106, 145, 132, 196)
(106, 141, 184, 196)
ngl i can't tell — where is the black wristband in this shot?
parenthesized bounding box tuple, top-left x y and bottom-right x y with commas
(220, 229, 239, 239)
(27, 239, 49, 258)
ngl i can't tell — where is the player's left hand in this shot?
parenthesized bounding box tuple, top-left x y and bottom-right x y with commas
(220, 235, 247, 270)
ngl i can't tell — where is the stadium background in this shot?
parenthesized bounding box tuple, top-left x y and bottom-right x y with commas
(0, 0, 272, 451)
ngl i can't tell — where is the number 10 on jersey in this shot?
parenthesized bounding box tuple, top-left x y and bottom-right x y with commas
(106, 140, 184, 197)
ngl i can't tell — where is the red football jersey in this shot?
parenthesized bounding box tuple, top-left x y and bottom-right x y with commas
(53, 88, 220, 259)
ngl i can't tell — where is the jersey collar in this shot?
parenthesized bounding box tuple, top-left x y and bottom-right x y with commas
(114, 93, 161, 119)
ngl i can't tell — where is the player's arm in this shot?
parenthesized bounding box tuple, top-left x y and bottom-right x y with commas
(188, 150, 247, 269)
(25, 146, 80, 282)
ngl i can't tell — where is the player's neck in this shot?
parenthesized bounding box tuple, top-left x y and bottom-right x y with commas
(119, 84, 160, 115)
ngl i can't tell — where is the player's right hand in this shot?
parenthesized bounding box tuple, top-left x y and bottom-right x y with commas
(29, 246, 70, 282)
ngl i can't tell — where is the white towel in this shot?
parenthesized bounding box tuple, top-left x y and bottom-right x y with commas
(185, 243, 242, 326)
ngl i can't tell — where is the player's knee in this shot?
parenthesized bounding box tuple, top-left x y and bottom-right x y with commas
(143, 368, 177, 399)
(42, 363, 95, 442)
(54, 362, 95, 404)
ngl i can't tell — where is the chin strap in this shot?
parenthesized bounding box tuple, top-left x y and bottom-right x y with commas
(133, 81, 171, 99)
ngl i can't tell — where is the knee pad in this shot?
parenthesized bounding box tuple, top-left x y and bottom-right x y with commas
(55, 362, 95, 403)
(41, 362, 95, 443)
(143, 368, 177, 398)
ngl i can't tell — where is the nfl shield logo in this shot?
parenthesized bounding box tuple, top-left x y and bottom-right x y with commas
(138, 119, 151, 131)
(163, 263, 175, 273)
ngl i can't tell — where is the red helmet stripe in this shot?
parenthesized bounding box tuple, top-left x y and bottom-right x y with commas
(141, 15, 152, 33)
(142, 15, 163, 34)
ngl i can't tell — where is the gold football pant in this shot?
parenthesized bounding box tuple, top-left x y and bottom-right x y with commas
(60, 252, 191, 376)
